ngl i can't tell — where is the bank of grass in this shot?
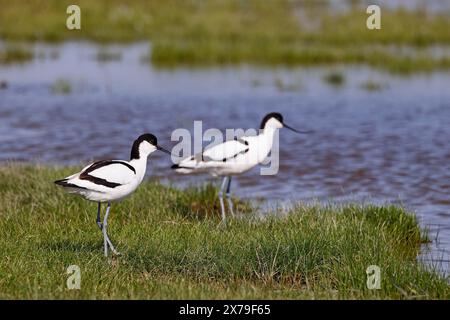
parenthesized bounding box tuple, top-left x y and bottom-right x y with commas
(323, 71, 346, 87)
(49, 78, 72, 94)
(0, 164, 448, 299)
(95, 48, 122, 62)
(0, 1, 450, 72)
(0, 45, 33, 64)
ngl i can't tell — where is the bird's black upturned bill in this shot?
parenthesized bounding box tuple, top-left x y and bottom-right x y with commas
(157, 145, 172, 155)
(284, 123, 313, 134)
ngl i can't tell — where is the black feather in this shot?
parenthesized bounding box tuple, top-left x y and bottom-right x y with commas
(260, 112, 283, 129)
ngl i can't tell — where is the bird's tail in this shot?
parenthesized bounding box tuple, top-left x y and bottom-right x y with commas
(54, 178, 69, 186)
(171, 163, 198, 174)
(171, 158, 208, 174)
(54, 178, 87, 190)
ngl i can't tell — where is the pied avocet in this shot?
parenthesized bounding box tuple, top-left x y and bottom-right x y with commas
(55, 133, 171, 257)
(171, 113, 310, 223)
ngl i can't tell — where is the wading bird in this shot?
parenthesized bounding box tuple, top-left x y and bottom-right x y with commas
(54, 133, 171, 257)
(171, 112, 310, 223)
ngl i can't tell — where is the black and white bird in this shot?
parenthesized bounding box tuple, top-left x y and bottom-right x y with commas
(171, 112, 310, 223)
(54, 133, 171, 257)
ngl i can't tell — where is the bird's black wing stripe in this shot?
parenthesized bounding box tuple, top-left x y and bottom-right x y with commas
(79, 160, 135, 188)
(219, 138, 250, 162)
(54, 179, 88, 190)
(234, 137, 249, 146)
(222, 148, 249, 162)
(200, 139, 250, 163)
(80, 175, 122, 188)
(83, 160, 136, 175)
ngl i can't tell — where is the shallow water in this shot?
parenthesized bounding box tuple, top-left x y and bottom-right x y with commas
(0, 42, 449, 274)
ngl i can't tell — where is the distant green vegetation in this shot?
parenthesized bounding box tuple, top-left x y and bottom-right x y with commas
(323, 71, 346, 86)
(50, 78, 72, 94)
(0, 45, 33, 64)
(0, 164, 448, 299)
(273, 77, 303, 92)
(360, 79, 386, 91)
(2, 1, 450, 45)
(96, 48, 122, 62)
(0, 1, 449, 72)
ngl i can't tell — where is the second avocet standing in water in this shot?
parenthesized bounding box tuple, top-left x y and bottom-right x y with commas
(171, 112, 311, 223)
(55, 133, 171, 257)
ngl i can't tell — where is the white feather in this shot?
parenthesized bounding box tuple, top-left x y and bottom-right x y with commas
(174, 129, 277, 176)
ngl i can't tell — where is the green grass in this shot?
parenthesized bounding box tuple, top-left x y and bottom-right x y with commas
(0, 45, 33, 64)
(0, 1, 450, 72)
(0, 164, 448, 299)
(95, 48, 122, 62)
(360, 79, 386, 91)
(323, 71, 346, 87)
(49, 78, 72, 94)
(273, 77, 302, 92)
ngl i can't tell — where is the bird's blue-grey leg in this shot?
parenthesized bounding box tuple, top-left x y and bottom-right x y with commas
(103, 204, 108, 257)
(96, 202, 102, 230)
(102, 202, 119, 256)
(97, 202, 118, 255)
(225, 176, 235, 217)
(218, 176, 228, 224)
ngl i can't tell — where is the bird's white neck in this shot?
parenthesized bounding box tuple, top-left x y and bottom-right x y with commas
(129, 156, 148, 182)
(256, 127, 278, 162)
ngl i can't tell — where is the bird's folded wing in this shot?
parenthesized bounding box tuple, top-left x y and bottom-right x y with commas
(79, 160, 136, 186)
(202, 139, 249, 162)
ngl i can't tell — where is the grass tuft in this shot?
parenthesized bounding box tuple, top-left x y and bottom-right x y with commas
(0, 45, 33, 64)
(360, 79, 386, 91)
(95, 49, 122, 62)
(49, 78, 72, 94)
(323, 71, 346, 86)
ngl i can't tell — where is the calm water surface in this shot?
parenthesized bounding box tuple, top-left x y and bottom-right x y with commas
(0, 42, 449, 273)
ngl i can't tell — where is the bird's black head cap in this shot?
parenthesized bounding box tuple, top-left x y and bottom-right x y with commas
(130, 133, 157, 160)
(260, 112, 283, 129)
